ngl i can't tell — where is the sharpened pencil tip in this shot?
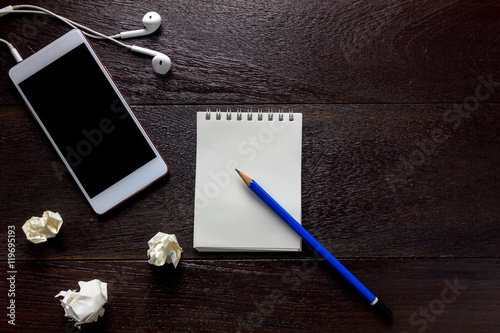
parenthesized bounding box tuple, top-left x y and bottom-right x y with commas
(235, 169, 252, 186)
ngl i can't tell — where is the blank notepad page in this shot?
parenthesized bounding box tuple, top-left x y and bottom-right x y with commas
(193, 110, 302, 251)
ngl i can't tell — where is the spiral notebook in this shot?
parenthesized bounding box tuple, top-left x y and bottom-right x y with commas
(194, 108, 302, 252)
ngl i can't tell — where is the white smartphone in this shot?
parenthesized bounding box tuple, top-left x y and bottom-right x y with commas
(9, 29, 168, 214)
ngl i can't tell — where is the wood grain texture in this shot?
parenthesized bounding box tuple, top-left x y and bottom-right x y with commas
(1, 259, 499, 332)
(0, 0, 499, 331)
(0, 0, 499, 104)
(1, 103, 499, 260)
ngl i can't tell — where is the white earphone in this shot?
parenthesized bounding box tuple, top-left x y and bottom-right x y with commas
(130, 45, 171, 75)
(0, 5, 172, 75)
(114, 12, 162, 39)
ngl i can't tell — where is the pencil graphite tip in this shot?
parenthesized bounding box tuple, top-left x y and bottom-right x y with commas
(235, 169, 252, 186)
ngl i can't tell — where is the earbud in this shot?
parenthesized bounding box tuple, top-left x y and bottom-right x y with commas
(118, 12, 162, 39)
(2, 6, 172, 75)
(130, 45, 171, 75)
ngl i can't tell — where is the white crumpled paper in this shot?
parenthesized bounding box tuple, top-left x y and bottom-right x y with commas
(22, 211, 63, 244)
(55, 279, 108, 326)
(147, 232, 183, 267)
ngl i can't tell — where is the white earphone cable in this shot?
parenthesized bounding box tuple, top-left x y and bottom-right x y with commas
(0, 5, 172, 74)
(0, 37, 23, 62)
(4, 5, 131, 49)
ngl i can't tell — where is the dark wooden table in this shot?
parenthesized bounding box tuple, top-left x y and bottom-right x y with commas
(1, 1, 499, 332)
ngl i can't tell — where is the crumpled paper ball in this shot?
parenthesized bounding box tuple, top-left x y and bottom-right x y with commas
(22, 211, 63, 244)
(55, 279, 108, 326)
(147, 232, 183, 267)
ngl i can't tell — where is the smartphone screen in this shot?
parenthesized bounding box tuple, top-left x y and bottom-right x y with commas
(17, 43, 157, 198)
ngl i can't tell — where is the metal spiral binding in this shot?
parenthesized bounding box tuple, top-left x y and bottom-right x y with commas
(268, 108, 273, 121)
(205, 107, 294, 121)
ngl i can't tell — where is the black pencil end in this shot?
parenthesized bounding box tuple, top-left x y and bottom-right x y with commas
(235, 168, 240, 174)
(372, 300, 393, 322)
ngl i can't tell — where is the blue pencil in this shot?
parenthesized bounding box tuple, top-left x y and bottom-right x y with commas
(236, 169, 392, 321)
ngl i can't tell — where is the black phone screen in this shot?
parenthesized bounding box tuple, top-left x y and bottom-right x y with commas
(18, 43, 157, 198)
